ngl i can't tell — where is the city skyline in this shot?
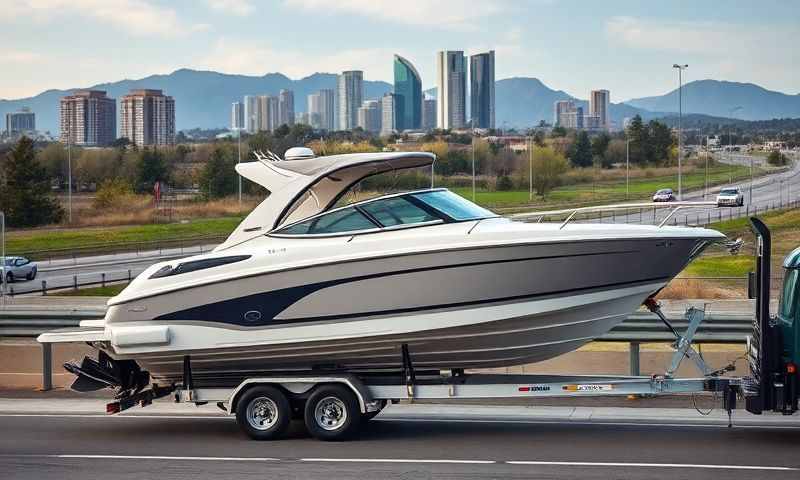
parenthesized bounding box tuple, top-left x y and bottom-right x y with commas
(1, 1, 797, 102)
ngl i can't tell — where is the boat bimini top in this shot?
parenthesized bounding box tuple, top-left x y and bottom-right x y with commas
(216, 151, 436, 250)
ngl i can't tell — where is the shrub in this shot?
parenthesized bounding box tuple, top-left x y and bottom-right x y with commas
(93, 178, 135, 210)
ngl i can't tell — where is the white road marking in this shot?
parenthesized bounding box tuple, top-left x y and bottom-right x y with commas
(1, 412, 800, 429)
(55, 454, 279, 462)
(506, 460, 797, 471)
(301, 458, 496, 464)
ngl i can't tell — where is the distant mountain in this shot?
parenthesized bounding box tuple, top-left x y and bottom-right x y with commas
(427, 77, 658, 128)
(4, 70, 798, 134)
(625, 80, 800, 121)
(0, 69, 392, 134)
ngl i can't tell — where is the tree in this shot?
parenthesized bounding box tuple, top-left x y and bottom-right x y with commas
(531, 146, 568, 197)
(647, 120, 673, 164)
(135, 148, 169, 192)
(626, 115, 649, 165)
(767, 150, 789, 166)
(604, 139, 628, 167)
(0, 136, 64, 227)
(569, 131, 593, 167)
(550, 126, 567, 138)
(199, 147, 237, 199)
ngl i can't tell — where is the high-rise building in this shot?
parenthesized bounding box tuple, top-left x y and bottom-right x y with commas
(553, 100, 585, 130)
(307, 93, 321, 129)
(295, 112, 309, 125)
(338, 70, 363, 130)
(422, 98, 437, 131)
(436, 50, 466, 129)
(5, 107, 36, 135)
(553, 100, 573, 126)
(393, 54, 422, 131)
(278, 89, 295, 127)
(243, 95, 259, 133)
(589, 89, 610, 129)
(317, 88, 336, 131)
(120, 89, 175, 147)
(59, 90, 116, 146)
(380, 93, 396, 136)
(357, 100, 381, 133)
(470, 50, 495, 129)
(230, 102, 244, 131)
(255, 95, 278, 132)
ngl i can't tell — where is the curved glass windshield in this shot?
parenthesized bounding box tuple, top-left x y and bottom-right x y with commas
(278, 207, 377, 235)
(412, 190, 496, 221)
(720, 189, 738, 195)
(361, 196, 438, 226)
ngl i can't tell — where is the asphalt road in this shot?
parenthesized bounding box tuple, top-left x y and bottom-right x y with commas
(1, 409, 798, 479)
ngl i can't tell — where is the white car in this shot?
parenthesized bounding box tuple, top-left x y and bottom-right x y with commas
(716, 187, 744, 207)
(652, 188, 676, 202)
(1, 256, 38, 283)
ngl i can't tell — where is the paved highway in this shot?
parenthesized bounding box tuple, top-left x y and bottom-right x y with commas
(1, 405, 798, 480)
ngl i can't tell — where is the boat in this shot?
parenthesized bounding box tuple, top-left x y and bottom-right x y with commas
(39, 149, 725, 392)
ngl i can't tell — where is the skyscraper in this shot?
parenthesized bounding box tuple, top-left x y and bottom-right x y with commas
(257, 95, 272, 131)
(338, 70, 363, 130)
(243, 95, 259, 133)
(231, 102, 244, 130)
(278, 89, 295, 127)
(6, 107, 35, 135)
(60, 90, 116, 146)
(422, 98, 437, 131)
(436, 50, 466, 129)
(308, 93, 321, 129)
(553, 100, 572, 126)
(120, 89, 175, 147)
(318, 88, 335, 131)
(470, 50, 495, 129)
(589, 89, 610, 129)
(357, 100, 381, 133)
(393, 54, 422, 131)
(381, 93, 396, 136)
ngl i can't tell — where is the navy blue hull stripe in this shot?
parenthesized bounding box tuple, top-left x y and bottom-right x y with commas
(154, 249, 645, 326)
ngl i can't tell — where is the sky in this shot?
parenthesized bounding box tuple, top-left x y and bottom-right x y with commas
(1, 0, 798, 101)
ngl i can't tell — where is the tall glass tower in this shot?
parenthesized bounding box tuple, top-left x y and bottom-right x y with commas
(470, 50, 495, 129)
(393, 55, 422, 131)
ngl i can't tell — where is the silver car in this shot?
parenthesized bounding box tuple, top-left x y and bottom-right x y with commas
(716, 187, 744, 207)
(1, 256, 38, 283)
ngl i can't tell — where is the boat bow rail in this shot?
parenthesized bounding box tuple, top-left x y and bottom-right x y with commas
(510, 201, 720, 229)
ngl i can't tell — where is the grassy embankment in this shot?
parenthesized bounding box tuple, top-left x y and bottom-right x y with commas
(658, 208, 800, 299)
(55, 284, 129, 297)
(451, 163, 759, 210)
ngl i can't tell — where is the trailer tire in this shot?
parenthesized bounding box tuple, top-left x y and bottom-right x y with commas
(304, 384, 361, 441)
(235, 385, 291, 440)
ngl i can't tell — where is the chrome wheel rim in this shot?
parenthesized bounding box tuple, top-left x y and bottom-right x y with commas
(314, 396, 347, 431)
(246, 397, 278, 431)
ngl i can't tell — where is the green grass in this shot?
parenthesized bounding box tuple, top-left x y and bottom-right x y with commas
(8, 216, 242, 255)
(54, 283, 128, 297)
(451, 164, 758, 209)
(682, 256, 754, 277)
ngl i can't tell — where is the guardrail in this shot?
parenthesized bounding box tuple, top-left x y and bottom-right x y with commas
(0, 309, 754, 390)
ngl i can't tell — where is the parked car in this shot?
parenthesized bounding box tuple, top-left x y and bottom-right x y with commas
(652, 188, 676, 202)
(0, 256, 38, 283)
(716, 187, 745, 207)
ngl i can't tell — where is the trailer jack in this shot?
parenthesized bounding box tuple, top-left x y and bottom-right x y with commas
(644, 299, 717, 378)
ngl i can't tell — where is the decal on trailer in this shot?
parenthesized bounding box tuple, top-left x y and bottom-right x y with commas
(518, 385, 551, 392)
(562, 384, 614, 392)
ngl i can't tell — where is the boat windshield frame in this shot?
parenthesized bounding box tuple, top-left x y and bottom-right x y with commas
(268, 188, 497, 238)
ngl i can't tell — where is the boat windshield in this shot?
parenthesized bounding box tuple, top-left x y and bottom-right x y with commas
(272, 189, 496, 236)
(411, 190, 496, 221)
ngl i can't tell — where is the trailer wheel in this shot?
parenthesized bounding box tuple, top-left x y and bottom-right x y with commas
(304, 384, 361, 441)
(235, 385, 291, 440)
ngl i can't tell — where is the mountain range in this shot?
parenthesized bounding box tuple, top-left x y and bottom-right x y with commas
(2, 69, 798, 133)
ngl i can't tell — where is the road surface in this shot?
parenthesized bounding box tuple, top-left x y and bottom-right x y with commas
(0, 402, 798, 480)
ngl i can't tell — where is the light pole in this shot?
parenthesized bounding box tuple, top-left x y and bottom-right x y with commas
(728, 106, 742, 184)
(471, 128, 476, 202)
(67, 137, 72, 224)
(672, 64, 688, 201)
(1, 211, 5, 307)
(625, 138, 630, 200)
(529, 135, 533, 201)
(704, 135, 709, 199)
(236, 128, 242, 211)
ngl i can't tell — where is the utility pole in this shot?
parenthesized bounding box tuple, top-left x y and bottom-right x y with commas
(67, 136, 72, 224)
(704, 135, 709, 199)
(626, 138, 630, 200)
(529, 136, 533, 201)
(673, 64, 688, 201)
(1, 212, 5, 307)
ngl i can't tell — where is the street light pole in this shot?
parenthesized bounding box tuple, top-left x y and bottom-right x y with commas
(471, 129, 476, 202)
(625, 138, 630, 200)
(237, 128, 242, 211)
(529, 136, 533, 201)
(67, 137, 72, 224)
(704, 135, 709, 199)
(673, 64, 688, 201)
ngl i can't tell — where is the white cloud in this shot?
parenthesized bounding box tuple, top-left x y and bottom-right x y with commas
(283, 0, 507, 30)
(196, 38, 396, 81)
(0, 0, 207, 37)
(206, 0, 255, 16)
